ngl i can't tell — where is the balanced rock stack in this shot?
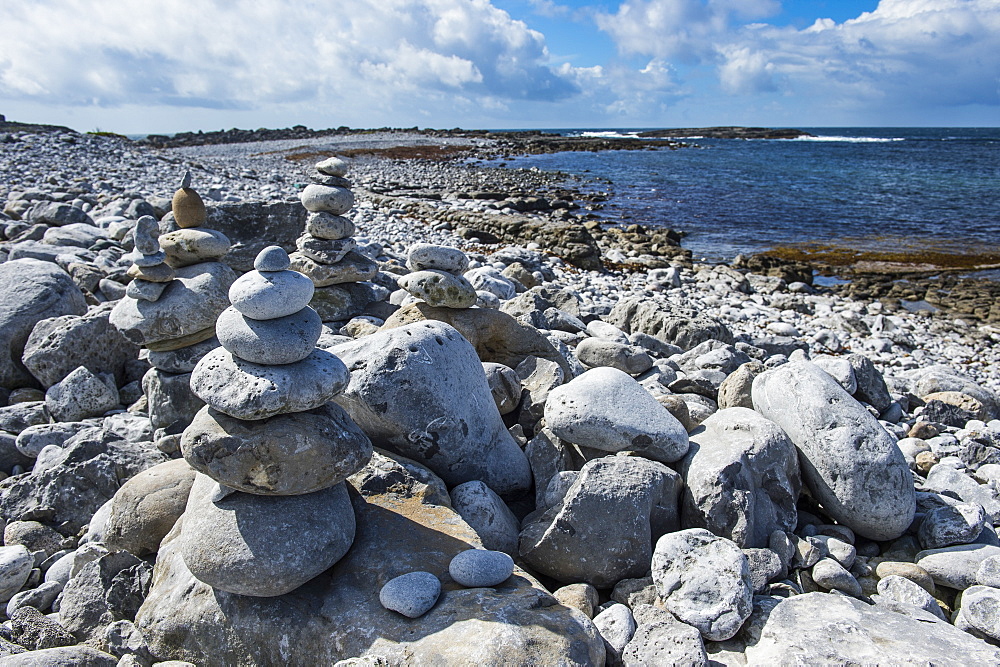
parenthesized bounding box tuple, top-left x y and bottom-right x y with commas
(397, 243, 478, 309)
(179, 245, 372, 596)
(289, 157, 381, 322)
(110, 174, 237, 449)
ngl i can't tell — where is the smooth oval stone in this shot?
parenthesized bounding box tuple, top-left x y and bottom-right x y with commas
(544, 366, 690, 464)
(217, 306, 322, 365)
(289, 251, 378, 287)
(133, 216, 160, 255)
(229, 270, 315, 321)
(126, 278, 168, 302)
(300, 184, 354, 215)
(190, 347, 350, 420)
(179, 474, 355, 597)
(752, 361, 915, 541)
(398, 270, 477, 309)
(296, 235, 357, 265)
(254, 245, 290, 272)
(406, 243, 469, 274)
(134, 250, 167, 267)
(127, 262, 175, 283)
(306, 212, 356, 240)
(379, 571, 441, 618)
(316, 156, 348, 177)
(181, 403, 372, 496)
(159, 228, 231, 268)
(172, 187, 206, 228)
(449, 549, 514, 588)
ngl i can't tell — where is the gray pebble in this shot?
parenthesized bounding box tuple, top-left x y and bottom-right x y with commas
(379, 571, 441, 618)
(448, 549, 514, 587)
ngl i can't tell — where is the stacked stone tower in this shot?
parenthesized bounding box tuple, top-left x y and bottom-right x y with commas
(397, 243, 478, 309)
(289, 157, 380, 322)
(110, 173, 236, 451)
(176, 245, 372, 596)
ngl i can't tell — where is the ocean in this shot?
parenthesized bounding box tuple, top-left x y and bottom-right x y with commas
(487, 128, 1000, 268)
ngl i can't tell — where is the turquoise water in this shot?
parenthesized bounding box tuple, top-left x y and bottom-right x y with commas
(489, 128, 1000, 263)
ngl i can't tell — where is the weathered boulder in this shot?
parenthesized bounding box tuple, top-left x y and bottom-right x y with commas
(135, 451, 605, 665)
(0, 259, 87, 389)
(679, 407, 800, 548)
(104, 459, 196, 557)
(752, 361, 915, 541)
(59, 551, 151, 642)
(605, 296, 733, 350)
(204, 201, 306, 272)
(333, 321, 531, 497)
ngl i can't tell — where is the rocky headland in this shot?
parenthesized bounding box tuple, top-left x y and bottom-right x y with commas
(0, 120, 998, 665)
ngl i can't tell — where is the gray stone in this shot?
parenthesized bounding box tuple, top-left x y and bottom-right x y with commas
(911, 365, 999, 420)
(180, 404, 371, 496)
(44, 366, 119, 422)
(253, 245, 290, 272)
(104, 459, 196, 557)
(216, 305, 322, 365)
(158, 228, 231, 269)
(135, 451, 604, 665)
(133, 216, 160, 255)
(126, 278, 168, 302)
(593, 603, 636, 664)
(651, 528, 752, 641)
(26, 201, 92, 227)
(178, 474, 355, 597)
(296, 234, 357, 264)
(916, 544, 1000, 590)
(744, 548, 785, 593)
(0, 545, 34, 602)
(925, 464, 1000, 523)
(143, 368, 203, 433)
(9, 605, 75, 650)
(876, 575, 946, 619)
(98, 278, 127, 300)
(848, 353, 893, 414)
(449, 481, 520, 556)
(23, 307, 140, 388)
(716, 360, 764, 410)
(289, 251, 379, 287)
(919, 501, 986, 549)
(745, 592, 1000, 665)
(14, 422, 91, 458)
(379, 571, 441, 618)
(190, 347, 349, 420)
(516, 355, 564, 430)
(315, 156, 349, 177)
(146, 336, 219, 373)
(622, 604, 707, 667)
(310, 282, 384, 322)
(525, 428, 577, 508)
(544, 367, 689, 464)
(520, 456, 681, 588)
(42, 222, 105, 247)
(482, 362, 521, 415)
(0, 646, 118, 666)
(464, 267, 517, 300)
(406, 243, 469, 274)
(811, 534, 856, 569)
(3, 520, 62, 555)
(0, 401, 49, 435)
(305, 212, 355, 240)
(977, 555, 1000, 587)
(59, 550, 151, 641)
(606, 296, 733, 350)
(228, 268, 315, 321)
(811, 557, 862, 596)
(332, 321, 530, 497)
(110, 262, 237, 348)
(960, 585, 1000, 640)
(6, 580, 61, 617)
(752, 361, 914, 541)
(398, 270, 477, 309)
(812, 355, 857, 394)
(679, 407, 800, 548)
(0, 259, 87, 389)
(575, 338, 652, 375)
(300, 184, 354, 215)
(448, 549, 514, 587)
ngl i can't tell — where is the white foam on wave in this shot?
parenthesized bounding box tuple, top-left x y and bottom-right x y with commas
(574, 131, 641, 139)
(786, 135, 905, 143)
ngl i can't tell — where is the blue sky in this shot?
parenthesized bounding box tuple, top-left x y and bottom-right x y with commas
(1, 0, 997, 133)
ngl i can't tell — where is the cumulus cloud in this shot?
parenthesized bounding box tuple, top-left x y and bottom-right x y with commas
(0, 0, 577, 120)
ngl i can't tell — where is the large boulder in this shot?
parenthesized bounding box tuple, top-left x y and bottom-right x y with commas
(605, 296, 732, 350)
(109, 262, 237, 348)
(380, 302, 572, 376)
(520, 456, 681, 588)
(135, 451, 605, 665)
(910, 365, 1000, 420)
(0, 259, 87, 389)
(204, 201, 306, 272)
(22, 306, 140, 388)
(745, 592, 1000, 664)
(332, 321, 531, 497)
(679, 407, 800, 548)
(752, 361, 915, 541)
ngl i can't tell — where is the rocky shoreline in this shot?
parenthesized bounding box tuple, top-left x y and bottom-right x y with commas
(0, 122, 999, 665)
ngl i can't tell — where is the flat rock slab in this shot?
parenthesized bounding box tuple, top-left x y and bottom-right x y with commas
(136, 452, 604, 666)
(752, 361, 914, 541)
(745, 592, 1000, 665)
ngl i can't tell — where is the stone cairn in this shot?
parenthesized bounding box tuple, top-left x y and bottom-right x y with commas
(289, 157, 380, 322)
(110, 173, 236, 452)
(177, 245, 373, 596)
(397, 243, 478, 309)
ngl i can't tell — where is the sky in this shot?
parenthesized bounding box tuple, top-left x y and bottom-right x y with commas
(0, 0, 997, 134)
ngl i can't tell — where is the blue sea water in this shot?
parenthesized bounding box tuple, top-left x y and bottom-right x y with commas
(486, 128, 1000, 264)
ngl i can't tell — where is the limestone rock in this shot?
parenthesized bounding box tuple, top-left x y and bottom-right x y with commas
(448, 549, 514, 588)
(172, 187, 206, 229)
(679, 407, 800, 548)
(300, 184, 354, 215)
(752, 361, 915, 541)
(229, 266, 315, 321)
(44, 366, 119, 422)
(289, 251, 378, 287)
(605, 296, 733, 350)
(159, 228, 231, 268)
(216, 305, 322, 365)
(398, 270, 477, 309)
(104, 459, 196, 557)
(449, 481, 520, 556)
(406, 243, 469, 274)
(332, 321, 530, 497)
(380, 571, 441, 618)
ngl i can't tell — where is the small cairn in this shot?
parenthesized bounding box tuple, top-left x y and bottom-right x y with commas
(289, 157, 380, 322)
(178, 245, 372, 597)
(110, 174, 237, 451)
(397, 243, 478, 309)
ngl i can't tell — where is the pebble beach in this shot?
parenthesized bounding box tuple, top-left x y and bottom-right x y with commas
(1, 122, 1000, 665)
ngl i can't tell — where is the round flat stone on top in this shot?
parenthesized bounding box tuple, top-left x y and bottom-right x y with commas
(254, 246, 291, 272)
(190, 346, 350, 420)
(406, 243, 469, 274)
(229, 269, 315, 321)
(316, 156, 348, 177)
